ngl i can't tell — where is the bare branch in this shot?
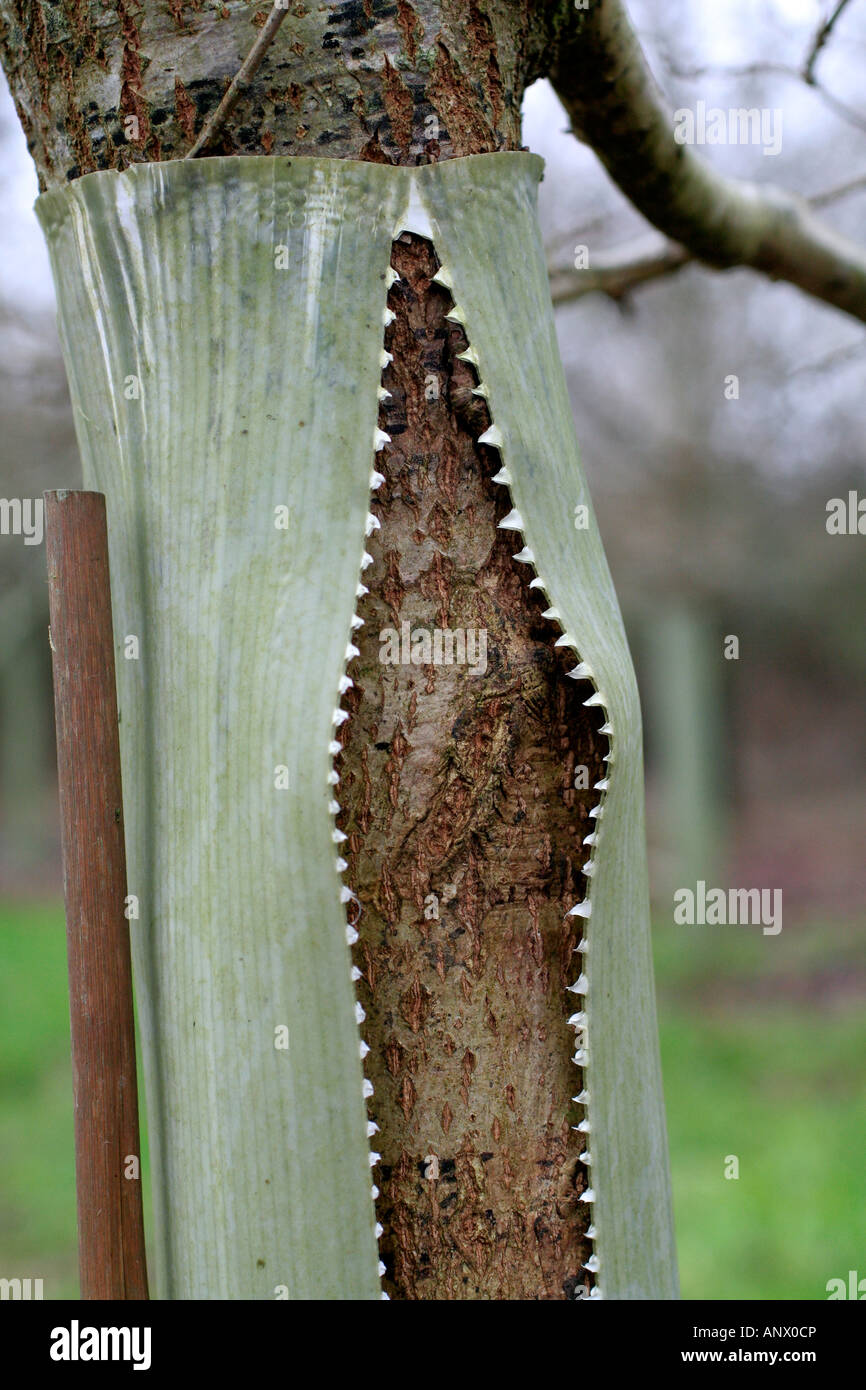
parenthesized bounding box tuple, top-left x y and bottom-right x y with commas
(804, 0, 855, 83)
(550, 177, 866, 308)
(811, 172, 866, 207)
(665, 1, 858, 94)
(543, 211, 613, 262)
(549, 0, 866, 324)
(664, 59, 797, 82)
(661, 58, 866, 136)
(807, 78, 866, 134)
(789, 337, 865, 374)
(658, 2, 865, 136)
(550, 236, 690, 305)
(185, 4, 290, 159)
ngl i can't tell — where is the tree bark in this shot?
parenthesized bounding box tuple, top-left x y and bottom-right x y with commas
(0, 0, 569, 187)
(2, 0, 603, 1299)
(342, 230, 600, 1298)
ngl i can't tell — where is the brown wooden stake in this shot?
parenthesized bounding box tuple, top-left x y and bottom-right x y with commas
(45, 489, 149, 1300)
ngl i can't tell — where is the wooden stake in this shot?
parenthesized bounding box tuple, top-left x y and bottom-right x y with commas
(45, 490, 149, 1300)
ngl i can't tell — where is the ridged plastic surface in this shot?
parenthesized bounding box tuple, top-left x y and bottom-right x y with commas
(37, 152, 677, 1300)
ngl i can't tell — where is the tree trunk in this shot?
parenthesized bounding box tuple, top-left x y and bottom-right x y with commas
(0, 1, 570, 186)
(2, 0, 672, 1301)
(344, 229, 601, 1298)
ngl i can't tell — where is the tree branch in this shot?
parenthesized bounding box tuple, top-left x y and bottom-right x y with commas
(184, 3, 290, 159)
(661, 1, 864, 134)
(661, 57, 866, 136)
(550, 236, 690, 305)
(549, 0, 866, 324)
(804, 0, 854, 83)
(811, 172, 866, 208)
(550, 177, 866, 307)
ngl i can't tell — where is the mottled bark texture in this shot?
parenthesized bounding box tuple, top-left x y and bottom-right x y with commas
(1, 0, 604, 1298)
(0, 0, 571, 189)
(338, 234, 602, 1299)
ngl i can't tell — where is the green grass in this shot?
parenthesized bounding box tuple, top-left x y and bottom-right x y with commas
(0, 903, 77, 1297)
(0, 901, 152, 1299)
(660, 1008, 866, 1299)
(0, 900, 862, 1299)
(653, 916, 866, 1300)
